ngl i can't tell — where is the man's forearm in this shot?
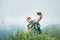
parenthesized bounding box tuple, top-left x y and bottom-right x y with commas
(28, 28, 30, 32)
(35, 14, 43, 22)
(39, 15, 43, 21)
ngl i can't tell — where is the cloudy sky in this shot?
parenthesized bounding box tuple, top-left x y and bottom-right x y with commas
(0, 0, 60, 29)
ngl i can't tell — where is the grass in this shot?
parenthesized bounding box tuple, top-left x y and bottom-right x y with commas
(6, 30, 55, 40)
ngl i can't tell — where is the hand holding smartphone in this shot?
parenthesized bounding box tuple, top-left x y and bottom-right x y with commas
(37, 12, 42, 15)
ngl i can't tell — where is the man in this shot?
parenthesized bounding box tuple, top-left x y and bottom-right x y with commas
(26, 12, 43, 34)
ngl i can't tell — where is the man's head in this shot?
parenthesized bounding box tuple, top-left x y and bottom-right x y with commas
(26, 17, 31, 23)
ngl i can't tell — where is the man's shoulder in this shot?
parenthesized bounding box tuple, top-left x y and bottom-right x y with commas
(31, 20, 35, 22)
(31, 20, 38, 24)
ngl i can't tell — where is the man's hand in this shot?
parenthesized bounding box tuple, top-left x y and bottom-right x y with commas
(35, 12, 43, 22)
(37, 12, 41, 15)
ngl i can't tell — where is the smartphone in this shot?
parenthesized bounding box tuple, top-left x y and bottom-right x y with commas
(37, 12, 42, 15)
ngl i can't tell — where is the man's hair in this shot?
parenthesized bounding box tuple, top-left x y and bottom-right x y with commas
(26, 16, 31, 20)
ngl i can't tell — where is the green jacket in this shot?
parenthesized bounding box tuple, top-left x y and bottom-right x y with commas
(27, 20, 41, 34)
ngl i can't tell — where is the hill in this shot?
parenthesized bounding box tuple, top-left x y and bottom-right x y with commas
(44, 24, 60, 40)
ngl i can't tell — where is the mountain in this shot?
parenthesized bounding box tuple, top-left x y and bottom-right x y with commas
(44, 24, 60, 40)
(0, 24, 25, 40)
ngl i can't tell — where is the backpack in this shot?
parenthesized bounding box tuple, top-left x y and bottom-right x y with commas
(27, 20, 40, 31)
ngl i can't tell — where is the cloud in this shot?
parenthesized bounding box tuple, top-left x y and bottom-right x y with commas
(0, 0, 60, 29)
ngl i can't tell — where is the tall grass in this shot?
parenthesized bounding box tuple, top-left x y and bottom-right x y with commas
(6, 30, 55, 40)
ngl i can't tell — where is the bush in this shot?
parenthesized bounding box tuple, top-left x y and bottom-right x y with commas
(6, 30, 55, 40)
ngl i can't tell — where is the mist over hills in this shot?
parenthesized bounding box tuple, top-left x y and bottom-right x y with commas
(0, 24, 25, 39)
(44, 24, 60, 40)
(0, 24, 60, 40)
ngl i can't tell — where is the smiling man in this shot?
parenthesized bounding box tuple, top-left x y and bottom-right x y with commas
(26, 12, 43, 34)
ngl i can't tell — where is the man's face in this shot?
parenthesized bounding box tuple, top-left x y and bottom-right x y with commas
(26, 19, 31, 23)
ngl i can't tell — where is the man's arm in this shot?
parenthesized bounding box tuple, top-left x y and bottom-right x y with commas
(27, 26, 30, 30)
(35, 13, 43, 23)
(27, 24, 30, 32)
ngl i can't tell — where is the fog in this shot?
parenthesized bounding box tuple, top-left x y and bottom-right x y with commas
(0, 0, 60, 30)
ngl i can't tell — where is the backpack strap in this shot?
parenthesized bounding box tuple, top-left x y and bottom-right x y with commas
(31, 20, 40, 30)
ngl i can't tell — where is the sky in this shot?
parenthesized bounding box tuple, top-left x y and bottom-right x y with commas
(0, 0, 60, 30)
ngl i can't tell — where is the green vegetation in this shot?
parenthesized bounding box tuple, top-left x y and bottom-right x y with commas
(1, 24, 60, 40)
(6, 30, 55, 40)
(44, 24, 60, 40)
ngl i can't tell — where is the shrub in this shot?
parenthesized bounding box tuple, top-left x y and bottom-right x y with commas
(7, 30, 55, 40)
